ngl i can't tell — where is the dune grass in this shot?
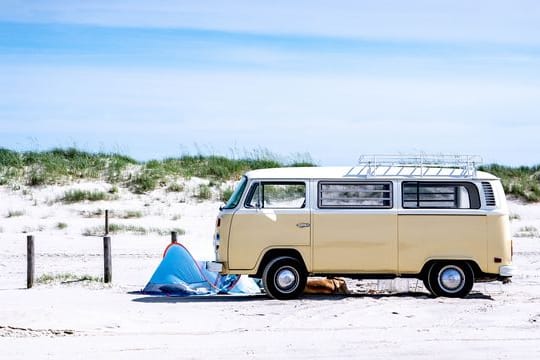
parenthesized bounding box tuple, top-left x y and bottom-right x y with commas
(0, 147, 137, 186)
(480, 164, 540, 203)
(6, 209, 25, 218)
(166, 182, 185, 192)
(121, 210, 143, 219)
(36, 273, 102, 284)
(61, 190, 110, 203)
(514, 226, 540, 238)
(196, 184, 212, 200)
(509, 213, 521, 221)
(82, 223, 186, 237)
(2, 148, 540, 202)
(127, 154, 293, 193)
(0, 147, 316, 194)
(56, 222, 68, 230)
(79, 209, 142, 219)
(221, 187, 234, 202)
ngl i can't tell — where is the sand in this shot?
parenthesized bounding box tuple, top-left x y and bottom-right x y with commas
(1, 181, 540, 359)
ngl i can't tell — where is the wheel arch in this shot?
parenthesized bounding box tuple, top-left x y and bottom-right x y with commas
(255, 248, 307, 278)
(420, 259, 482, 281)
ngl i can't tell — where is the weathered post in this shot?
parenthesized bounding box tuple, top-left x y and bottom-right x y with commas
(105, 209, 109, 235)
(171, 231, 178, 244)
(103, 236, 112, 283)
(27, 235, 34, 289)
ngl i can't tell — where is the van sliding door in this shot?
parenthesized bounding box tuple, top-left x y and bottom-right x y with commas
(312, 181, 398, 273)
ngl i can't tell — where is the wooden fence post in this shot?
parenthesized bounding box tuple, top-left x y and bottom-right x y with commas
(103, 236, 112, 283)
(171, 231, 178, 244)
(27, 235, 34, 289)
(105, 209, 109, 235)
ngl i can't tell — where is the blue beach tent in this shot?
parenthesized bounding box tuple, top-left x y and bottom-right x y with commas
(143, 243, 261, 296)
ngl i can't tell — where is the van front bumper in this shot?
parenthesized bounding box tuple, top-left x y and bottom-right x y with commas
(206, 261, 223, 273)
(499, 265, 517, 277)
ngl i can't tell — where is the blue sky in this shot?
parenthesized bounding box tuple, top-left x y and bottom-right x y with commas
(1, 0, 539, 165)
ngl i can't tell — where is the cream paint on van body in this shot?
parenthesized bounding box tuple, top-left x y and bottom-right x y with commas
(397, 214, 488, 274)
(227, 209, 311, 270)
(486, 214, 512, 273)
(312, 212, 397, 273)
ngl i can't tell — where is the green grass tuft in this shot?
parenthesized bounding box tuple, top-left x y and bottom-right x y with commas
(36, 273, 102, 284)
(6, 209, 25, 218)
(82, 224, 185, 236)
(79, 209, 104, 218)
(196, 184, 212, 200)
(509, 213, 521, 221)
(166, 182, 185, 192)
(62, 190, 109, 203)
(128, 170, 160, 193)
(221, 187, 234, 202)
(121, 210, 143, 219)
(514, 226, 540, 238)
(56, 222, 68, 230)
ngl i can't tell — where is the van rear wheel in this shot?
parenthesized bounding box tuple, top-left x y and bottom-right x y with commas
(262, 256, 306, 300)
(427, 262, 474, 298)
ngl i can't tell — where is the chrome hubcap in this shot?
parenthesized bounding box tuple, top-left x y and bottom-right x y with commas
(276, 267, 298, 292)
(438, 266, 465, 293)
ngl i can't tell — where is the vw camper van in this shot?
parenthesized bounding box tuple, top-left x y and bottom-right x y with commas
(209, 155, 515, 299)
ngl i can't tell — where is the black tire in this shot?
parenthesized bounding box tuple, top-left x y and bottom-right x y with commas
(262, 256, 306, 300)
(422, 277, 434, 296)
(427, 262, 474, 298)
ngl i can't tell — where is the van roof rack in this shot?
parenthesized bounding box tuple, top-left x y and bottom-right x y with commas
(346, 154, 483, 178)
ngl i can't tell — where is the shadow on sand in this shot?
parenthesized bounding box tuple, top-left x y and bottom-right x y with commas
(131, 293, 269, 303)
(130, 290, 493, 303)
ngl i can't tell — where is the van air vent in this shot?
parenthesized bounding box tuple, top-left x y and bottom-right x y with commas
(482, 182, 496, 206)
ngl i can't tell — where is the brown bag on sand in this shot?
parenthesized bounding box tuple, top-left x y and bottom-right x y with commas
(304, 277, 349, 295)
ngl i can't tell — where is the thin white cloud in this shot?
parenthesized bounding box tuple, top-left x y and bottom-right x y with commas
(3, 0, 540, 45)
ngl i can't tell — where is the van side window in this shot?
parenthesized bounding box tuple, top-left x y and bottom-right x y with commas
(318, 182, 392, 208)
(245, 182, 306, 209)
(402, 182, 480, 209)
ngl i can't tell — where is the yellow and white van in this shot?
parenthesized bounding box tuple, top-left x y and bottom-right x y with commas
(210, 156, 515, 299)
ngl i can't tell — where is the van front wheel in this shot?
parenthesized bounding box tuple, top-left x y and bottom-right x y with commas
(427, 262, 474, 298)
(262, 256, 306, 300)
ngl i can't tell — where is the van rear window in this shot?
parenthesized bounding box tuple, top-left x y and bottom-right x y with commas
(318, 182, 392, 208)
(402, 182, 480, 209)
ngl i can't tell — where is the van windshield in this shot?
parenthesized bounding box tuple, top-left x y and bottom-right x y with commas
(223, 176, 248, 209)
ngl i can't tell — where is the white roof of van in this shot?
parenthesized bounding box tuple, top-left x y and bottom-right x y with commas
(244, 166, 498, 181)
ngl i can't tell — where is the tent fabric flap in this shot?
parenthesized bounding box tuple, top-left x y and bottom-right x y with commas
(143, 242, 261, 296)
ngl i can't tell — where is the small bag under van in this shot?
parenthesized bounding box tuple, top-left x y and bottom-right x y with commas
(209, 155, 515, 299)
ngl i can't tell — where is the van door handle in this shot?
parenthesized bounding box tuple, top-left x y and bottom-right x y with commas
(296, 222, 311, 228)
